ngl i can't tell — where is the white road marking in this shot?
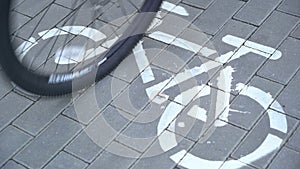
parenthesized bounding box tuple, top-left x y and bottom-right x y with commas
(187, 105, 207, 122)
(214, 66, 234, 127)
(15, 37, 38, 62)
(161, 1, 189, 16)
(133, 41, 155, 83)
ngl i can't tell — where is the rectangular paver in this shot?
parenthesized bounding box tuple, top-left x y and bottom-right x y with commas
(234, 0, 282, 26)
(14, 116, 82, 169)
(13, 96, 71, 135)
(0, 126, 32, 167)
(257, 37, 300, 84)
(193, 0, 244, 35)
(0, 92, 33, 131)
(271, 70, 300, 118)
(44, 151, 88, 169)
(267, 147, 300, 169)
(277, 0, 300, 17)
(249, 11, 299, 49)
(232, 110, 298, 168)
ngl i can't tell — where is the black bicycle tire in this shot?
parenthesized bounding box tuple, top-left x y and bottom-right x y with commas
(0, 0, 163, 96)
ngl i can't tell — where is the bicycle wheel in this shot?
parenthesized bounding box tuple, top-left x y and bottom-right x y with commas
(0, 0, 163, 96)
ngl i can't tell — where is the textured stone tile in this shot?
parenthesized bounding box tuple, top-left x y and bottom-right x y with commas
(182, 0, 216, 9)
(1, 160, 26, 169)
(271, 70, 300, 119)
(267, 147, 300, 169)
(0, 92, 33, 131)
(203, 19, 256, 62)
(257, 37, 300, 84)
(286, 125, 300, 152)
(15, 0, 53, 17)
(249, 11, 299, 49)
(232, 110, 298, 168)
(63, 76, 127, 124)
(0, 126, 32, 167)
(224, 76, 283, 130)
(88, 144, 138, 169)
(290, 23, 300, 39)
(0, 71, 14, 99)
(13, 96, 71, 135)
(234, 0, 281, 26)
(44, 151, 88, 169)
(193, 0, 244, 35)
(65, 131, 104, 163)
(14, 116, 82, 169)
(131, 132, 194, 169)
(277, 0, 300, 17)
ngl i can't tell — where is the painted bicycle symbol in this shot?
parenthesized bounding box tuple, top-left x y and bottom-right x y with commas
(16, 2, 288, 169)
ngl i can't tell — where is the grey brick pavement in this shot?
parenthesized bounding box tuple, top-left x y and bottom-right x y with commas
(1, 0, 300, 169)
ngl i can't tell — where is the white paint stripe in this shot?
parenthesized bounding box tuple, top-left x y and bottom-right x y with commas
(214, 67, 234, 127)
(222, 35, 245, 48)
(146, 61, 220, 100)
(60, 26, 107, 42)
(15, 37, 37, 62)
(174, 85, 205, 105)
(149, 31, 203, 53)
(187, 105, 207, 122)
(178, 152, 224, 169)
(133, 41, 155, 83)
(228, 46, 270, 62)
(39, 28, 68, 40)
(239, 134, 282, 164)
(245, 40, 276, 54)
(267, 109, 288, 133)
(157, 102, 184, 134)
(161, 1, 189, 16)
(170, 150, 187, 164)
(237, 83, 274, 110)
(159, 130, 178, 151)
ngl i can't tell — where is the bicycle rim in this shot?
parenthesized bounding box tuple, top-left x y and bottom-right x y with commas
(0, 0, 163, 96)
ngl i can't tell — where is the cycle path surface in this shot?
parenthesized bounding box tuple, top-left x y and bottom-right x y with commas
(0, 0, 299, 169)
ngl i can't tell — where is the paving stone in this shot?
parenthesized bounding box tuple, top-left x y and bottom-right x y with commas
(0, 126, 32, 167)
(232, 110, 298, 168)
(0, 92, 33, 131)
(175, 123, 246, 169)
(152, 44, 195, 73)
(271, 70, 300, 119)
(286, 125, 300, 152)
(13, 96, 71, 135)
(14, 116, 82, 169)
(15, 0, 53, 17)
(169, 86, 235, 141)
(17, 4, 71, 40)
(65, 131, 104, 163)
(1, 160, 26, 169)
(131, 132, 194, 169)
(219, 158, 256, 169)
(55, 0, 86, 9)
(10, 0, 25, 10)
(267, 147, 300, 169)
(290, 23, 300, 39)
(63, 76, 127, 124)
(88, 143, 139, 169)
(44, 151, 88, 169)
(9, 11, 31, 33)
(234, 0, 281, 26)
(226, 76, 283, 130)
(182, 0, 216, 9)
(193, 0, 244, 35)
(173, 3, 203, 22)
(83, 106, 133, 151)
(0, 71, 14, 99)
(277, 0, 300, 17)
(111, 37, 167, 83)
(112, 65, 173, 116)
(257, 37, 300, 84)
(116, 100, 172, 153)
(249, 11, 299, 49)
(203, 19, 256, 62)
